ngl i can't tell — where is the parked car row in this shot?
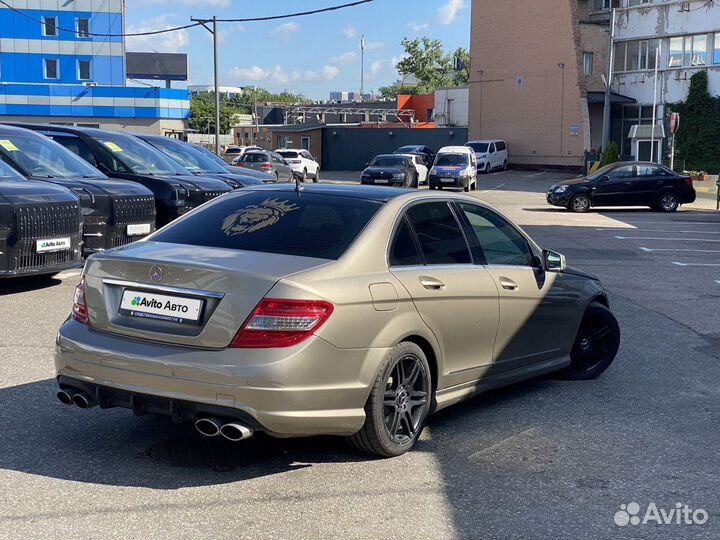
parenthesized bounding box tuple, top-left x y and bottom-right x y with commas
(0, 123, 274, 279)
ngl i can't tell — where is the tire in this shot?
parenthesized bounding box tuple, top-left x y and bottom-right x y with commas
(413, 173, 419, 189)
(313, 169, 319, 183)
(463, 183, 470, 193)
(657, 191, 679, 212)
(570, 193, 591, 213)
(503, 160, 508, 171)
(348, 342, 432, 458)
(555, 302, 620, 381)
(274, 172, 279, 182)
(301, 169, 307, 182)
(485, 163, 491, 175)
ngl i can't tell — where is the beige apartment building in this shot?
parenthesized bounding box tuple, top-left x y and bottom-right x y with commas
(468, 0, 627, 169)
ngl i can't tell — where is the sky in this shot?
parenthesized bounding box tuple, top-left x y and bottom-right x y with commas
(124, 0, 471, 100)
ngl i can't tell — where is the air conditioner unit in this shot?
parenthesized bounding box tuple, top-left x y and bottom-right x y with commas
(83, 82, 97, 87)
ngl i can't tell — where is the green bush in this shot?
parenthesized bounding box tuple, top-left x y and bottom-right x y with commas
(670, 71, 720, 173)
(601, 141, 619, 166)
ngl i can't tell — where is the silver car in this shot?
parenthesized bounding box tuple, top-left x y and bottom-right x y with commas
(235, 150, 293, 183)
(55, 185, 620, 457)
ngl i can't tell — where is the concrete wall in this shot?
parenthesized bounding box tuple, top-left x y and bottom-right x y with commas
(435, 87, 469, 127)
(321, 127, 467, 170)
(469, 0, 590, 168)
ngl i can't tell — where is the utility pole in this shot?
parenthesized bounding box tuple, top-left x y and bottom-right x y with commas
(191, 16, 221, 156)
(601, 8, 616, 152)
(360, 35, 365, 102)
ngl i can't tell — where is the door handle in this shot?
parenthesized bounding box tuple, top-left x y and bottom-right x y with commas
(499, 277, 519, 291)
(419, 276, 446, 290)
(657, 180, 664, 185)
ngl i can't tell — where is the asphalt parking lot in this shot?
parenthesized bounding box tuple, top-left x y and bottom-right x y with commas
(1, 170, 719, 540)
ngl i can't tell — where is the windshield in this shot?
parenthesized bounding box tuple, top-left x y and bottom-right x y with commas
(193, 145, 230, 167)
(435, 154, 469, 167)
(465, 142, 489, 153)
(152, 191, 382, 260)
(97, 134, 187, 176)
(241, 153, 269, 163)
(277, 151, 299, 159)
(144, 137, 225, 174)
(370, 156, 405, 167)
(0, 158, 25, 180)
(0, 132, 106, 179)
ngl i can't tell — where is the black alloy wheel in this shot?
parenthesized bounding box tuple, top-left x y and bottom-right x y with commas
(570, 193, 591, 213)
(657, 192, 679, 212)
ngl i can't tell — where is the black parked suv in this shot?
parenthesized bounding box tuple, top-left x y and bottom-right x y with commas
(9, 124, 231, 226)
(0, 125, 156, 256)
(0, 160, 82, 278)
(361, 154, 418, 188)
(134, 135, 265, 189)
(547, 161, 697, 213)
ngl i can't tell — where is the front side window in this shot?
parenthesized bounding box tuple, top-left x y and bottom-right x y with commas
(151, 192, 382, 260)
(44, 59, 58, 79)
(76, 18, 90, 38)
(42, 16, 57, 36)
(460, 204, 534, 267)
(405, 203, 471, 265)
(78, 60, 91, 81)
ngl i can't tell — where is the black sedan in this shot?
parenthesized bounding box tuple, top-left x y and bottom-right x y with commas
(361, 155, 418, 188)
(394, 145, 434, 167)
(547, 162, 696, 213)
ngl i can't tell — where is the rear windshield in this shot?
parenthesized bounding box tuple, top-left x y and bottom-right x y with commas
(435, 154, 469, 166)
(277, 151, 299, 159)
(151, 191, 383, 260)
(465, 142, 489, 153)
(397, 146, 419, 153)
(224, 148, 241, 155)
(241, 153, 269, 163)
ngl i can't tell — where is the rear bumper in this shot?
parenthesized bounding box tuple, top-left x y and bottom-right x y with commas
(55, 319, 390, 436)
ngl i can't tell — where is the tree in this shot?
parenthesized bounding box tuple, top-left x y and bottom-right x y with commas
(392, 38, 470, 95)
(601, 141, 619, 166)
(188, 93, 235, 134)
(451, 47, 470, 86)
(671, 71, 720, 172)
(378, 83, 419, 100)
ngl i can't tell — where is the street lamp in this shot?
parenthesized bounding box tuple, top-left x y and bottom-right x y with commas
(558, 63, 565, 157)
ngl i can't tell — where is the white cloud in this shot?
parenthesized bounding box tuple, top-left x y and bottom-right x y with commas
(228, 65, 303, 86)
(270, 22, 300, 40)
(229, 65, 269, 82)
(391, 55, 407, 68)
(364, 41, 385, 52)
(213, 23, 243, 45)
(407, 21, 429, 33)
(369, 60, 385, 79)
(438, 0, 465, 25)
(269, 66, 301, 85)
(341, 24, 357, 40)
(303, 65, 340, 83)
(330, 51, 358, 65)
(126, 15, 189, 53)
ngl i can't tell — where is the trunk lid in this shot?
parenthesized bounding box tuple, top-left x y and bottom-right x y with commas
(82, 240, 331, 348)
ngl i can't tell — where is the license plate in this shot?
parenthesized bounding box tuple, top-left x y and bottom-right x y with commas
(441, 178, 455, 183)
(120, 289, 204, 325)
(127, 223, 152, 236)
(374, 179, 389, 184)
(36, 237, 71, 253)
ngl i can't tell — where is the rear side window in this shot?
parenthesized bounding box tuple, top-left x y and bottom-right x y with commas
(152, 191, 382, 260)
(389, 218, 422, 266)
(405, 203, 471, 265)
(496, 141, 507, 151)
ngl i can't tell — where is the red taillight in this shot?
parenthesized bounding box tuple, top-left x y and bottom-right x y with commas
(230, 299, 334, 348)
(685, 177, 693, 188)
(260, 163, 272, 171)
(235, 163, 245, 168)
(71, 276, 89, 325)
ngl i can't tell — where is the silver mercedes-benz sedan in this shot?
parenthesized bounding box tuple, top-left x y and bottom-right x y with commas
(55, 185, 620, 457)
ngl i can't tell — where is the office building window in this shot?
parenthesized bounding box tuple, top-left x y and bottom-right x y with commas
(44, 58, 58, 79)
(42, 16, 57, 37)
(669, 35, 709, 67)
(615, 39, 661, 72)
(583, 52, 594, 75)
(76, 18, 90, 38)
(691, 35, 707, 66)
(714, 33, 720, 64)
(592, 0, 620, 10)
(78, 60, 91, 80)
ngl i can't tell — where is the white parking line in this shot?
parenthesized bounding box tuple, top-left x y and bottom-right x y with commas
(615, 235, 720, 242)
(600, 228, 720, 235)
(523, 172, 545, 177)
(640, 247, 720, 253)
(479, 183, 506, 192)
(672, 262, 720, 267)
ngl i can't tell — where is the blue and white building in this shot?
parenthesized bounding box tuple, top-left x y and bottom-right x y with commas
(0, 0, 189, 134)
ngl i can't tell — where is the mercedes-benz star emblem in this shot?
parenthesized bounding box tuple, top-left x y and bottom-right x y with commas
(149, 265, 163, 282)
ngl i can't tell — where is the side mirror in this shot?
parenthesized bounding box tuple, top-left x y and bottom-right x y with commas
(599, 175, 610, 183)
(543, 249, 566, 273)
(364, 162, 370, 168)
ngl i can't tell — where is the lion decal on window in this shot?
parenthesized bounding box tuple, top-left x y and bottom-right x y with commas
(221, 198, 299, 236)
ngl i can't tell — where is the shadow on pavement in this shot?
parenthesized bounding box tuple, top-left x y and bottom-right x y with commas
(0, 274, 63, 296)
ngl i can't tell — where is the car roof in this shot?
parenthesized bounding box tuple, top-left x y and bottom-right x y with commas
(5, 122, 131, 139)
(438, 146, 472, 153)
(0, 123, 47, 136)
(466, 139, 505, 144)
(276, 148, 306, 152)
(242, 183, 415, 202)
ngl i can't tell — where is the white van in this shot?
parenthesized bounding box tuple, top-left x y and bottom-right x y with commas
(465, 140, 509, 174)
(428, 146, 477, 191)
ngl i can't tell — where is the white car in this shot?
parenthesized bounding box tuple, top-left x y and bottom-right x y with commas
(465, 140, 509, 174)
(276, 149, 320, 182)
(226, 145, 263, 164)
(397, 154, 428, 185)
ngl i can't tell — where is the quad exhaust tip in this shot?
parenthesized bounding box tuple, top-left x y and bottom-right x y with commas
(56, 390, 74, 405)
(71, 392, 96, 409)
(195, 417, 254, 441)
